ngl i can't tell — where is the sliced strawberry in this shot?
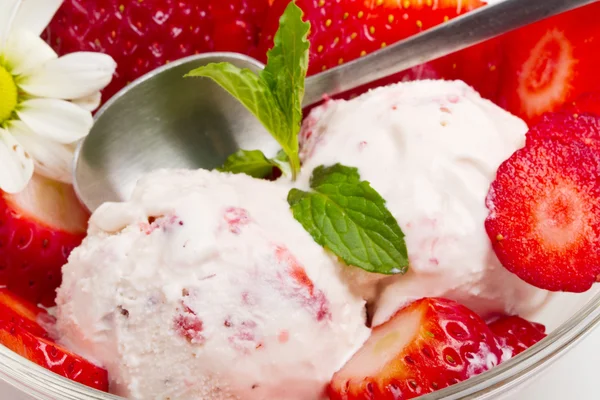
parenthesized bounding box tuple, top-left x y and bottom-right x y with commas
(329, 298, 503, 400)
(526, 112, 600, 149)
(258, 0, 484, 76)
(497, 3, 600, 124)
(0, 174, 89, 307)
(0, 320, 108, 391)
(0, 289, 56, 338)
(0, 288, 108, 391)
(485, 138, 600, 292)
(562, 92, 600, 116)
(489, 315, 547, 357)
(45, 0, 270, 102)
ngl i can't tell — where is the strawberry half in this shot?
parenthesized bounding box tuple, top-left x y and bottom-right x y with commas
(0, 174, 89, 307)
(329, 298, 503, 400)
(0, 289, 56, 338)
(497, 3, 600, 124)
(0, 321, 108, 391)
(258, 0, 484, 76)
(489, 316, 547, 357)
(485, 138, 600, 293)
(45, 0, 270, 102)
(0, 288, 108, 391)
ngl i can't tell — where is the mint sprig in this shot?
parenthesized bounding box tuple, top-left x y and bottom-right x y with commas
(288, 164, 409, 275)
(186, 2, 309, 180)
(218, 149, 280, 178)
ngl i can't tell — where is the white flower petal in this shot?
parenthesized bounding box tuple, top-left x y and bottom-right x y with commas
(71, 92, 102, 112)
(0, 127, 34, 193)
(5, 29, 57, 76)
(17, 98, 93, 144)
(7, 121, 73, 184)
(12, 0, 63, 36)
(19, 52, 117, 99)
(0, 0, 20, 49)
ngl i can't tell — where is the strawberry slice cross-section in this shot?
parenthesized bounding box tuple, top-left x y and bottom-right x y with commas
(485, 136, 600, 293)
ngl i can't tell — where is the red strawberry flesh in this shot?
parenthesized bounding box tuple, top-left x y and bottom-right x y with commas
(496, 3, 600, 124)
(526, 112, 600, 149)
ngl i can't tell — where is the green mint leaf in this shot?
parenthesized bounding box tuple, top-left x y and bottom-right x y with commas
(185, 63, 288, 142)
(218, 149, 279, 179)
(185, 2, 309, 180)
(288, 164, 409, 275)
(260, 2, 310, 177)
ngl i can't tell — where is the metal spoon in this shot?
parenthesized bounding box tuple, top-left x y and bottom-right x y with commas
(74, 0, 595, 212)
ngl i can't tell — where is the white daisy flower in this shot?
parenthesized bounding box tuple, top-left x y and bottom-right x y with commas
(0, 0, 116, 193)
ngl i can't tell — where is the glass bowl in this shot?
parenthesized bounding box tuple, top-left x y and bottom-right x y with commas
(0, 287, 599, 400)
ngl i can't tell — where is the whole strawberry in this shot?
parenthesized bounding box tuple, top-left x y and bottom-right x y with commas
(0, 174, 89, 307)
(258, 0, 484, 77)
(329, 298, 503, 400)
(45, 0, 270, 102)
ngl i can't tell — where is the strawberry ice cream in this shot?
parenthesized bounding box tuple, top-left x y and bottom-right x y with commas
(55, 169, 370, 400)
(297, 80, 549, 321)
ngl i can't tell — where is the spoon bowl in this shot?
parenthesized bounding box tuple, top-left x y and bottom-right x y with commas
(74, 53, 278, 211)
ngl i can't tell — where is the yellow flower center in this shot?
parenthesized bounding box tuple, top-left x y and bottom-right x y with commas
(0, 65, 18, 124)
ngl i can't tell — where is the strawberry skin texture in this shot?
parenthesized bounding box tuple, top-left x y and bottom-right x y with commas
(329, 298, 503, 400)
(0, 288, 108, 391)
(0, 196, 85, 307)
(489, 316, 546, 357)
(0, 289, 56, 338)
(45, 0, 269, 102)
(0, 176, 89, 307)
(0, 320, 108, 391)
(258, 0, 484, 77)
(496, 3, 600, 125)
(485, 137, 600, 293)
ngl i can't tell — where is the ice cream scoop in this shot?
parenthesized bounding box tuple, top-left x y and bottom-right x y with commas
(73, 0, 593, 212)
(296, 79, 549, 318)
(56, 169, 370, 400)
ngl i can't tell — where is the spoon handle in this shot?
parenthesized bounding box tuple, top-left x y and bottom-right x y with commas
(303, 0, 596, 107)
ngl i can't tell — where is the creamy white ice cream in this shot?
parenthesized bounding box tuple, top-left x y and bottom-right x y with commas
(297, 80, 549, 323)
(56, 169, 370, 400)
